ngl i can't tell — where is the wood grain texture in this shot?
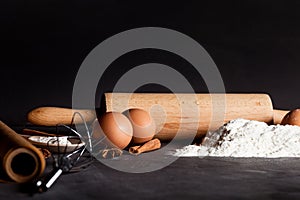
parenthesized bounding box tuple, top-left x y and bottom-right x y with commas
(27, 107, 96, 126)
(27, 94, 290, 141)
(104, 93, 274, 141)
(0, 121, 45, 183)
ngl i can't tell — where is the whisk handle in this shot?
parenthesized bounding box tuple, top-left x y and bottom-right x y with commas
(34, 168, 63, 192)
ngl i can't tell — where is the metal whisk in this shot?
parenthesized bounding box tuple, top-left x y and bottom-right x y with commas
(32, 112, 94, 193)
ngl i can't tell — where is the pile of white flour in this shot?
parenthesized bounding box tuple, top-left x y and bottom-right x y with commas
(172, 119, 300, 158)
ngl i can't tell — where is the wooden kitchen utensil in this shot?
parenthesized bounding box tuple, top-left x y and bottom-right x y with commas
(0, 121, 45, 183)
(27, 93, 289, 141)
(27, 107, 96, 126)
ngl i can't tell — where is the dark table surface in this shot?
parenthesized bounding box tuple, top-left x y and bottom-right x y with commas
(1, 151, 300, 200)
(1, 1, 300, 199)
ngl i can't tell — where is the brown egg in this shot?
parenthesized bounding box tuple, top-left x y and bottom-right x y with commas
(123, 108, 156, 144)
(281, 109, 300, 126)
(92, 112, 133, 149)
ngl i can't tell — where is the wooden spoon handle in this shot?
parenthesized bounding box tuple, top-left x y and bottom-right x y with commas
(27, 107, 96, 126)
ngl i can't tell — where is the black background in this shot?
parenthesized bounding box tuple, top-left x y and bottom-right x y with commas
(1, 0, 300, 125)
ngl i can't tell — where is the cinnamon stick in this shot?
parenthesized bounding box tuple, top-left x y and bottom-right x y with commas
(129, 139, 161, 155)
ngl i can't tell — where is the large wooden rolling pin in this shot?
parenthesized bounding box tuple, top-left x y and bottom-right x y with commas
(28, 93, 289, 141)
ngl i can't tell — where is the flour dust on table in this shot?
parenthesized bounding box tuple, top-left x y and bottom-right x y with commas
(171, 119, 300, 158)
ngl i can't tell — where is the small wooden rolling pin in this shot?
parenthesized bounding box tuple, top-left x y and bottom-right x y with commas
(27, 93, 289, 141)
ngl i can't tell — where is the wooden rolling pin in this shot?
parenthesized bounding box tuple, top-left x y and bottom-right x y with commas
(0, 121, 45, 183)
(27, 93, 289, 141)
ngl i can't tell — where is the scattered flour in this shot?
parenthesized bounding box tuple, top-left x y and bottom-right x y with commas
(172, 119, 300, 158)
(28, 136, 72, 146)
